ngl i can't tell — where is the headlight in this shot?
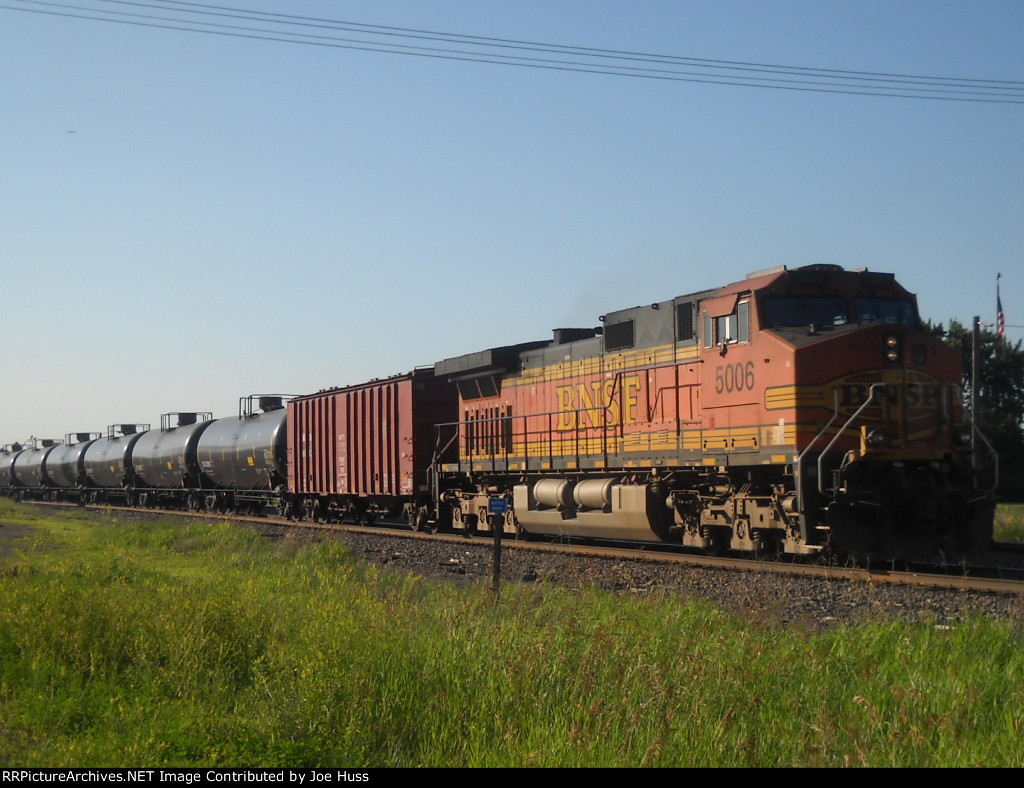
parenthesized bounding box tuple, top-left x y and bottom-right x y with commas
(954, 426, 973, 446)
(866, 429, 887, 448)
(884, 333, 900, 363)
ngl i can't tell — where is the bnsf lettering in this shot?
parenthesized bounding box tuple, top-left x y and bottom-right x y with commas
(906, 383, 940, 408)
(556, 375, 642, 431)
(839, 383, 942, 408)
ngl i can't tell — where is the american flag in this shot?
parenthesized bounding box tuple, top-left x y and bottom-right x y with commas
(997, 274, 1005, 337)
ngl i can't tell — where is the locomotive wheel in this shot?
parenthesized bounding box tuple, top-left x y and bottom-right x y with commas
(702, 525, 727, 557)
(435, 503, 454, 534)
(703, 537, 724, 557)
(753, 528, 782, 559)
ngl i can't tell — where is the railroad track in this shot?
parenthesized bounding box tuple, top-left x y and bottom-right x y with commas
(16, 500, 1024, 599)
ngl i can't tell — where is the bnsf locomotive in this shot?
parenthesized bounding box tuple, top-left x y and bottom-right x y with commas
(1, 265, 996, 562)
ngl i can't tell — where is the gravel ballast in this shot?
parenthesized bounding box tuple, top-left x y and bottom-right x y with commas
(271, 524, 1024, 631)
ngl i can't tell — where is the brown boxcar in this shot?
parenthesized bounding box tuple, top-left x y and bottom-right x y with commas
(285, 368, 458, 526)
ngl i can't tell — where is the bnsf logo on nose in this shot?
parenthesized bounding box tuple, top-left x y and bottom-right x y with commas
(838, 382, 942, 409)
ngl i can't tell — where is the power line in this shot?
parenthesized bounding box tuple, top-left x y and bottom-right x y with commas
(146, 0, 1024, 91)
(5, 0, 1024, 103)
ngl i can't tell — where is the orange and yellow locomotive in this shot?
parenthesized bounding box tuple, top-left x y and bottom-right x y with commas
(434, 264, 994, 561)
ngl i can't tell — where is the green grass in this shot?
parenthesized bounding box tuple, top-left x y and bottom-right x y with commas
(995, 503, 1024, 542)
(2, 498, 1024, 767)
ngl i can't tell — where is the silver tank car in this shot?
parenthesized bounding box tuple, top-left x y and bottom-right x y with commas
(45, 433, 101, 488)
(0, 445, 25, 488)
(82, 425, 149, 489)
(11, 440, 60, 487)
(131, 413, 213, 488)
(196, 398, 287, 490)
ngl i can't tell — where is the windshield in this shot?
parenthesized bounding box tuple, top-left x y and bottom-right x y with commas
(760, 296, 849, 328)
(855, 297, 917, 325)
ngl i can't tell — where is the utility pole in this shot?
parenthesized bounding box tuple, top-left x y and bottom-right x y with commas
(972, 315, 981, 465)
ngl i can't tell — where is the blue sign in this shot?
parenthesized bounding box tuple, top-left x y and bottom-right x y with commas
(488, 497, 509, 514)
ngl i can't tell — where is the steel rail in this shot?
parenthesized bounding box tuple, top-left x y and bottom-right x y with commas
(13, 500, 1024, 597)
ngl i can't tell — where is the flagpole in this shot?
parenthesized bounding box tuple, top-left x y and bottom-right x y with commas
(997, 273, 1005, 338)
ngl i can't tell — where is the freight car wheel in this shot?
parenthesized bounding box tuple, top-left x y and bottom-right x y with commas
(408, 505, 430, 533)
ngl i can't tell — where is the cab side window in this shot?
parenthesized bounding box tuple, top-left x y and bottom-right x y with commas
(705, 300, 750, 347)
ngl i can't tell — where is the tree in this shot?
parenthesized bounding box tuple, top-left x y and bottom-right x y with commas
(938, 320, 1024, 501)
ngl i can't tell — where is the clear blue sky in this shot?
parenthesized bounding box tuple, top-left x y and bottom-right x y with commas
(2, 0, 1022, 442)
